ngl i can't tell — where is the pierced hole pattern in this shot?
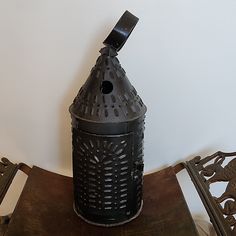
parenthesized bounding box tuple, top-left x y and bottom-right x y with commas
(71, 49, 146, 121)
(73, 131, 134, 213)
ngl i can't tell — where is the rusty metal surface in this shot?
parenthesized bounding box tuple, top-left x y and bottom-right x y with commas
(186, 151, 236, 236)
(4, 166, 197, 236)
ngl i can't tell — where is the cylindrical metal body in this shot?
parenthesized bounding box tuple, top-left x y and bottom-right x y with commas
(69, 11, 147, 226)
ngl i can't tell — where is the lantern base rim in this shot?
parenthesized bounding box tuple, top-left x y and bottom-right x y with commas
(73, 201, 143, 227)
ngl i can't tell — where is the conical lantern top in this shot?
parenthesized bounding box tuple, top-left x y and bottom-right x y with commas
(69, 45, 146, 123)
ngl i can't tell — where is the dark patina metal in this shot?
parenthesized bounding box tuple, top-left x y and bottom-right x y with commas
(69, 11, 147, 226)
(185, 151, 236, 236)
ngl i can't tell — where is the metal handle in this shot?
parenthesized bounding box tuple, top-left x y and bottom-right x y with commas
(103, 10, 139, 52)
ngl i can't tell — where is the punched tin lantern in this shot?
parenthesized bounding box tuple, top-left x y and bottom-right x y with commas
(69, 11, 147, 226)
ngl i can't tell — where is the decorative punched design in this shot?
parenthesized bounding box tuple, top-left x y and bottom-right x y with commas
(70, 47, 146, 122)
(186, 151, 236, 235)
(73, 130, 134, 215)
(132, 118, 145, 209)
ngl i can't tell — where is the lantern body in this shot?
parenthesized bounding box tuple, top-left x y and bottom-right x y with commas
(70, 10, 147, 226)
(70, 46, 146, 226)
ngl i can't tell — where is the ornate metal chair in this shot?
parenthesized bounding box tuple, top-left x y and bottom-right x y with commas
(0, 151, 235, 235)
(185, 151, 236, 235)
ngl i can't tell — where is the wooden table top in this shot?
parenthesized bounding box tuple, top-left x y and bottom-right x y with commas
(5, 166, 198, 236)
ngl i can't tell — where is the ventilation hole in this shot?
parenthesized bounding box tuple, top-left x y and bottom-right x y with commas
(89, 165, 96, 169)
(105, 173, 112, 177)
(105, 109, 108, 117)
(120, 199, 127, 203)
(88, 171, 96, 176)
(104, 160, 112, 165)
(118, 154, 126, 160)
(82, 142, 89, 150)
(89, 159, 96, 164)
(104, 166, 112, 171)
(96, 109, 100, 117)
(121, 68, 126, 74)
(121, 166, 128, 171)
(120, 188, 128, 193)
(104, 189, 112, 193)
(120, 160, 128, 165)
(105, 207, 112, 210)
(89, 194, 96, 198)
(105, 202, 112, 205)
(114, 109, 119, 117)
(105, 178, 112, 182)
(132, 88, 137, 95)
(90, 107, 94, 116)
(115, 148, 123, 155)
(139, 99, 144, 107)
(89, 140, 94, 148)
(121, 171, 128, 176)
(120, 183, 127, 188)
(105, 184, 112, 188)
(94, 156, 99, 162)
(102, 95, 106, 104)
(120, 178, 127, 182)
(101, 81, 113, 94)
(124, 94, 129, 100)
(104, 196, 112, 199)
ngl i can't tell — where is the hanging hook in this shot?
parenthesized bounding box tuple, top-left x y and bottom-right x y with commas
(103, 10, 139, 52)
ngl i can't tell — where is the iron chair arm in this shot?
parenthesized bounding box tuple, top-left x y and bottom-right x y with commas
(185, 151, 236, 236)
(0, 157, 31, 205)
